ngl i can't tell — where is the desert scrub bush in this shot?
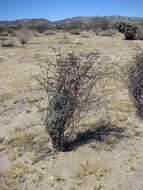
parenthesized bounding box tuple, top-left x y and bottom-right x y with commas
(80, 31, 89, 38)
(137, 28, 143, 40)
(44, 30, 56, 35)
(97, 29, 117, 37)
(1, 37, 14, 47)
(35, 50, 100, 151)
(129, 51, 143, 118)
(124, 24, 137, 40)
(17, 29, 30, 45)
(116, 22, 127, 33)
(91, 16, 109, 32)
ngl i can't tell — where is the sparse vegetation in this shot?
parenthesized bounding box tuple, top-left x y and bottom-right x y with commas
(4, 163, 29, 188)
(75, 160, 109, 180)
(1, 15, 143, 190)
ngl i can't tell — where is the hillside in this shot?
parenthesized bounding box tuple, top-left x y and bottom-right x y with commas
(0, 16, 143, 27)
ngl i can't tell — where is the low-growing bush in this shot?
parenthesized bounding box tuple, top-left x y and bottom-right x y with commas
(44, 30, 56, 35)
(118, 22, 127, 33)
(35, 50, 100, 151)
(17, 30, 30, 45)
(137, 29, 143, 40)
(124, 24, 137, 40)
(70, 29, 80, 35)
(91, 17, 109, 32)
(1, 38, 14, 47)
(98, 29, 117, 37)
(80, 31, 89, 38)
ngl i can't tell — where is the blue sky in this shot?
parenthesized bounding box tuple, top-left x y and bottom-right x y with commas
(0, 0, 143, 21)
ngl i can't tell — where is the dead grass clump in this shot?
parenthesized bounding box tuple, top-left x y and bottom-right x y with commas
(7, 131, 34, 152)
(0, 93, 13, 102)
(75, 160, 109, 180)
(4, 163, 29, 188)
(7, 130, 50, 155)
(129, 51, 143, 118)
(35, 50, 100, 151)
(59, 33, 72, 44)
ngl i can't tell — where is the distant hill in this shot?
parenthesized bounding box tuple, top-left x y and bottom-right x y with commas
(55, 16, 143, 25)
(0, 18, 52, 27)
(0, 16, 143, 27)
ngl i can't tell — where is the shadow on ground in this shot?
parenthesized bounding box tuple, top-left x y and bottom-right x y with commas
(33, 124, 124, 163)
(64, 124, 124, 151)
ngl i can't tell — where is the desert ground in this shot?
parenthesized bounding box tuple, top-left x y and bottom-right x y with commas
(0, 32, 143, 190)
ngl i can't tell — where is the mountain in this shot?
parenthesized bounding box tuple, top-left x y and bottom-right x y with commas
(55, 16, 143, 25)
(0, 16, 143, 27)
(0, 18, 52, 27)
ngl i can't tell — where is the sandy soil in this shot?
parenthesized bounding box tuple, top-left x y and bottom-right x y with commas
(0, 33, 143, 190)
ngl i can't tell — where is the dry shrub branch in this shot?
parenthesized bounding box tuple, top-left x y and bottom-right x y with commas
(129, 49, 143, 118)
(35, 50, 101, 151)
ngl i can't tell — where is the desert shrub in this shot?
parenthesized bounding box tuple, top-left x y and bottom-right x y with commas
(98, 29, 117, 37)
(137, 29, 143, 40)
(94, 27, 103, 35)
(118, 22, 127, 33)
(35, 51, 100, 151)
(17, 30, 30, 45)
(37, 25, 51, 33)
(1, 38, 14, 47)
(44, 30, 56, 35)
(80, 31, 89, 38)
(129, 51, 143, 117)
(124, 24, 137, 40)
(1, 32, 9, 37)
(59, 33, 71, 44)
(91, 17, 109, 32)
(70, 29, 80, 35)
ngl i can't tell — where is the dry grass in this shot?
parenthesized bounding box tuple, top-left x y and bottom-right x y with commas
(75, 160, 109, 180)
(7, 130, 50, 156)
(0, 93, 13, 102)
(4, 163, 29, 188)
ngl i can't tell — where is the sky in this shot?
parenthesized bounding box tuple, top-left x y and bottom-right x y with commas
(0, 0, 143, 21)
